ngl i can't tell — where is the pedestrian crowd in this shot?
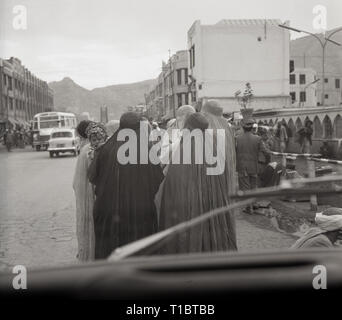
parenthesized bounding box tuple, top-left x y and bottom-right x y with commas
(72, 100, 342, 261)
(1, 127, 32, 152)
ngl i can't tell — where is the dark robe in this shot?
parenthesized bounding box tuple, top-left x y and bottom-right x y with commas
(157, 128, 237, 254)
(88, 130, 163, 259)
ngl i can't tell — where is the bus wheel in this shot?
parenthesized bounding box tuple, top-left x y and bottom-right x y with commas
(56, 152, 59, 157)
(49, 152, 54, 158)
(36, 145, 41, 151)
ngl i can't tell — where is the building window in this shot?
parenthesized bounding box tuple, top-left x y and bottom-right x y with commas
(8, 77, 12, 90)
(299, 74, 306, 85)
(185, 92, 189, 105)
(184, 68, 188, 85)
(9, 98, 13, 110)
(300, 91, 306, 102)
(189, 49, 192, 69)
(289, 60, 294, 73)
(189, 46, 195, 68)
(325, 94, 329, 99)
(192, 46, 195, 67)
(177, 93, 182, 107)
(177, 69, 182, 85)
(324, 78, 328, 83)
(336, 78, 340, 89)
(290, 92, 296, 103)
(3, 74, 6, 85)
(290, 74, 296, 84)
(192, 91, 196, 102)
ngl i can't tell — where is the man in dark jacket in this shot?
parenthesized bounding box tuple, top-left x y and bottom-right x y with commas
(236, 118, 270, 213)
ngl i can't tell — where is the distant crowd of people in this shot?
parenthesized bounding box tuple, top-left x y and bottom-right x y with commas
(1, 128, 32, 152)
(72, 101, 342, 262)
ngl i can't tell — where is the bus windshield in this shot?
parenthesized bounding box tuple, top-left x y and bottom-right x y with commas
(40, 120, 60, 129)
(38, 115, 60, 129)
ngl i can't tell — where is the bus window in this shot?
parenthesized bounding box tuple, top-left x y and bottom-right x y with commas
(60, 116, 65, 128)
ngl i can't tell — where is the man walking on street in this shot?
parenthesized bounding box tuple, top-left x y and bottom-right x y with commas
(275, 121, 288, 153)
(297, 119, 313, 154)
(4, 129, 14, 152)
(236, 118, 270, 213)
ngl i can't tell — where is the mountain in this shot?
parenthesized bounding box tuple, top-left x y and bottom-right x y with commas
(290, 28, 342, 75)
(48, 77, 156, 120)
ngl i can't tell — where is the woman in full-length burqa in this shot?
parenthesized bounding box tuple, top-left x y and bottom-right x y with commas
(73, 120, 107, 262)
(158, 111, 237, 254)
(88, 112, 164, 259)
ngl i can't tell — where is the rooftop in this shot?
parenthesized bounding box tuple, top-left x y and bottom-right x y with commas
(216, 19, 283, 26)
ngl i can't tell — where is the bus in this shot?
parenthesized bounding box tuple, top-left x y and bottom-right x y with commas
(31, 112, 77, 151)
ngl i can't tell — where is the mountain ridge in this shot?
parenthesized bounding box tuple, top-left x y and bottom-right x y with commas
(49, 77, 156, 120)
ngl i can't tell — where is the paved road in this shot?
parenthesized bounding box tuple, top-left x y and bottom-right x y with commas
(0, 146, 294, 271)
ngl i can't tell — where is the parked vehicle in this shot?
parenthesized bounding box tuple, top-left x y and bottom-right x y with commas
(32, 112, 77, 151)
(47, 128, 80, 158)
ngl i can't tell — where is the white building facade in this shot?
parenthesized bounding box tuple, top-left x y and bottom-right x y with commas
(289, 68, 318, 107)
(187, 19, 291, 113)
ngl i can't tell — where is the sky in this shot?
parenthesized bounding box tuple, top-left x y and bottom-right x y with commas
(0, 0, 341, 89)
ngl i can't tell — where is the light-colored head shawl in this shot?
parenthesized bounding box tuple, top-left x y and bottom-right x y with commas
(175, 105, 196, 129)
(315, 208, 342, 232)
(176, 105, 196, 118)
(291, 207, 342, 249)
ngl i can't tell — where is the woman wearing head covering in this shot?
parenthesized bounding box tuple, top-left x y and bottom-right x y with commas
(76, 120, 92, 150)
(73, 122, 108, 262)
(88, 112, 164, 259)
(158, 112, 237, 254)
(292, 208, 342, 249)
(160, 105, 196, 166)
(201, 100, 237, 209)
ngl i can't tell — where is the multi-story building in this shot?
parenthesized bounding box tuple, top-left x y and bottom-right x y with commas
(0, 57, 54, 132)
(187, 19, 291, 113)
(146, 50, 190, 121)
(291, 55, 342, 106)
(289, 67, 318, 107)
(291, 34, 342, 106)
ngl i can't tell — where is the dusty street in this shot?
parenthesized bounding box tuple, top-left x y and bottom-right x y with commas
(0, 146, 294, 271)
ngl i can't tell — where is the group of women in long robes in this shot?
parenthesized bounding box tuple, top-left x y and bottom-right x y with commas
(73, 100, 238, 260)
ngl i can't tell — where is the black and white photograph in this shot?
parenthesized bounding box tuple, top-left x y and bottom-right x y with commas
(0, 0, 342, 307)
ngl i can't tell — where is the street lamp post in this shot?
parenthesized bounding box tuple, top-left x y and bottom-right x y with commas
(279, 24, 342, 106)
